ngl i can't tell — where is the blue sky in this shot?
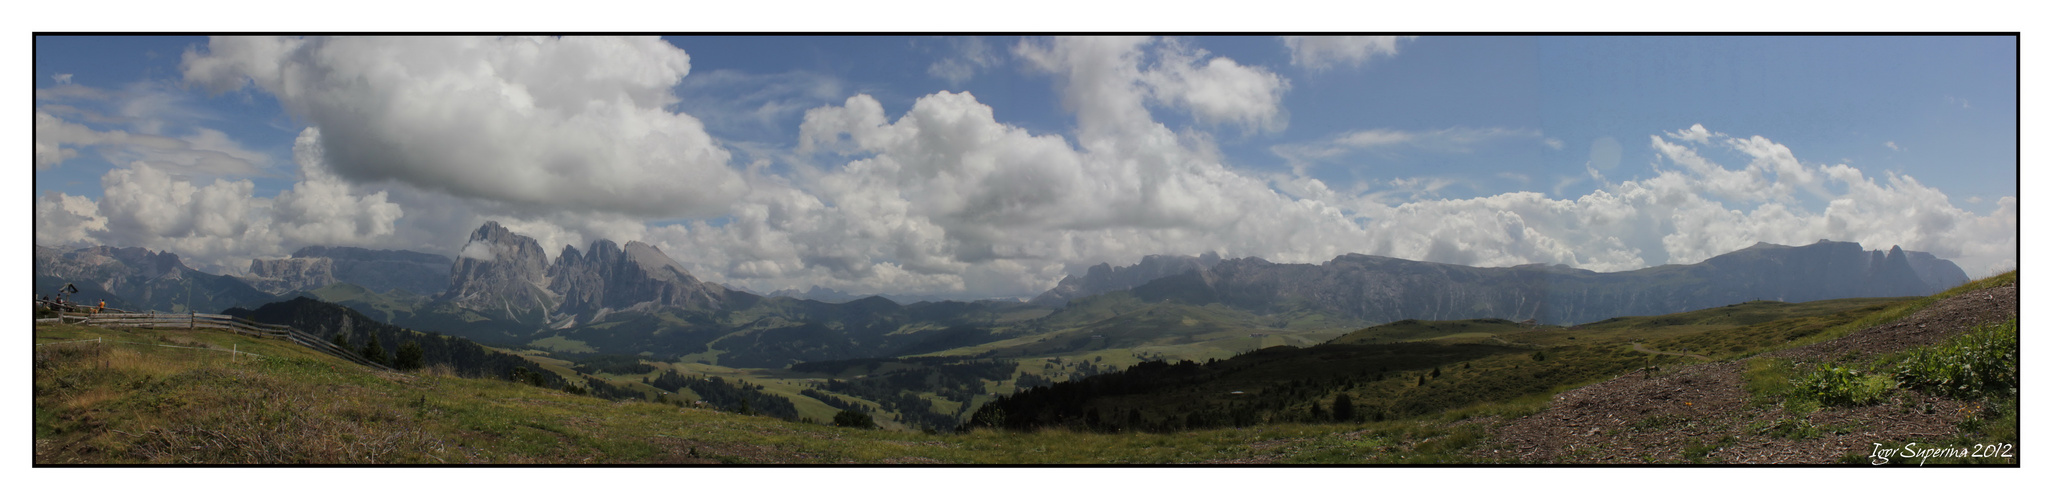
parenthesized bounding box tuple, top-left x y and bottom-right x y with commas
(33, 36, 2019, 298)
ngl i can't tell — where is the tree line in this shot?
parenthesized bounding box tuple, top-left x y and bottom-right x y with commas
(643, 370, 800, 420)
(959, 341, 1580, 433)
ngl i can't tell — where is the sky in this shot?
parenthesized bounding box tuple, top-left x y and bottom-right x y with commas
(32, 35, 2019, 299)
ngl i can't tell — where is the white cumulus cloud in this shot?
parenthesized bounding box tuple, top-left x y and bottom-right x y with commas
(926, 36, 1001, 86)
(181, 36, 747, 218)
(35, 36, 2013, 299)
(1016, 36, 1290, 135)
(1282, 36, 1413, 71)
(270, 128, 405, 246)
(37, 126, 419, 274)
(35, 191, 107, 247)
(93, 161, 281, 271)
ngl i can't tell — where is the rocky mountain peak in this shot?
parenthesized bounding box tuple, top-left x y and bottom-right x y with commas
(440, 221, 555, 314)
(471, 220, 513, 242)
(545, 238, 727, 320)
(1092, 240, 1973, 326)
(1030, 252, 1225, 307)
(249, 245, 453, 295)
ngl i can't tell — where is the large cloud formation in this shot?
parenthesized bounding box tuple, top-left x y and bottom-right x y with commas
(637, 37, 2013, 298)
(182, 36, 746, 218)
(34, 127, 406, 273)
(35, 36, 2015, 297)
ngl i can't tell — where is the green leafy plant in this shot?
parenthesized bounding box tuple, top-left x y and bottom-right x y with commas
(1791, 364, 1889, 406)
(1893, 320, 2017, 400)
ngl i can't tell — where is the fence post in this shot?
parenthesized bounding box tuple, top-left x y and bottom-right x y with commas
(190, 311, 196, 330)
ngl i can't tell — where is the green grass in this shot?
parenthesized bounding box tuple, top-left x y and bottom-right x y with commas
(1743, 357, 1794, 401)
(525, 335, 596, 354)
(1853, 397, 2017, 465)
(25, 321, 1568, 464)
(38, 270, 2018, 464)
(26, 321, 1431, 463)
(1747, 273, 2019, 413)
(303, 282, 429, 324)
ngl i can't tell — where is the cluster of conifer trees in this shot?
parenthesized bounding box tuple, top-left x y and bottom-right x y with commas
(643, 370, 799, 420)
(227, 298, 572, 388)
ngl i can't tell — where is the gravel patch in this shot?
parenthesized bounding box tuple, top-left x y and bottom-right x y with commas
(1775, 284, 2017, 362)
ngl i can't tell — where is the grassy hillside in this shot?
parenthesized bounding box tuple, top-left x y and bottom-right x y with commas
(37, 272, 2015, 464)
(29, 321, 1509, 463)
(300, 282, 431, 324)
(964, 296, 1918, 432)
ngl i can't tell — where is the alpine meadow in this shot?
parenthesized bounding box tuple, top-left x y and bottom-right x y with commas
(32, 34, 2020, 473)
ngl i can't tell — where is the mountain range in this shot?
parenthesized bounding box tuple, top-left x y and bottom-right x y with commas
(243, 246, 452, 295)
(34, 245, 273, 313)
(1030, 252, 1223, 307)
(1104, 240, 1965, 326)
(35, 221, 1969, 369)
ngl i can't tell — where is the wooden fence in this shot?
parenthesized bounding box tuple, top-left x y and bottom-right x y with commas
(42, 308, 392, 371)
(75, 312, 293, 338)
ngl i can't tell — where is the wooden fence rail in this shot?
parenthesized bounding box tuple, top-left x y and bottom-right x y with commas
(38, 305, 390, 371)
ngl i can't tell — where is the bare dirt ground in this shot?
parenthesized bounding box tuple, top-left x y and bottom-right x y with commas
(1472, 282, 2017, 464)
(1775, 285, 2018, 362)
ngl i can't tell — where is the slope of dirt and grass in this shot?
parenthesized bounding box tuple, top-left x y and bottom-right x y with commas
(959, 295, 1910, 434)
(29, 321, 1542, 464)
(35, 272, 2017, 464)
(1475, 271, 2017, 464)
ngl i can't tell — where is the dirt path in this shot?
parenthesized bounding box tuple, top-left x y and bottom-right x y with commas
(1474, 282, 2017, 464)
(1630, 342, 1710, 360)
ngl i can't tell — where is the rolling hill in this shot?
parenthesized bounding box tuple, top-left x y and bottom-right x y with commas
(36, 271, 2016, 464)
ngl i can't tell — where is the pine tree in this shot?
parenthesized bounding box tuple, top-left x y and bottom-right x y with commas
(833, 409, 877, 429)
(331, 333, 351, 350)
(360, 335, 387, 364)
(1431, 366, 1441, 378)
(393, 341, 424, 370)
(1334, 394, 1356, 422)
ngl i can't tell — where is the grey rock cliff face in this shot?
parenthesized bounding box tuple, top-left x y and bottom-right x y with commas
(292, 246, 452, 295)
(243, 257, 337, 295)
(37, 245, 186, 292)
(434, 222, 737, 325)
(546, 239, 728, 318)
(1902, 249, 1971, 291)
(438, 221, 555, 315)
(1031, 251, 1223, 306)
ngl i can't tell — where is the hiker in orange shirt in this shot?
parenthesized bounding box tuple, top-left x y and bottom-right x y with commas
(97, 300, 106, 313)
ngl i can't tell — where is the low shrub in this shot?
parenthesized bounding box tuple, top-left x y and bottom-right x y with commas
(1790, 364, 1889, 406)
(1893, 320, 2018, 400)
